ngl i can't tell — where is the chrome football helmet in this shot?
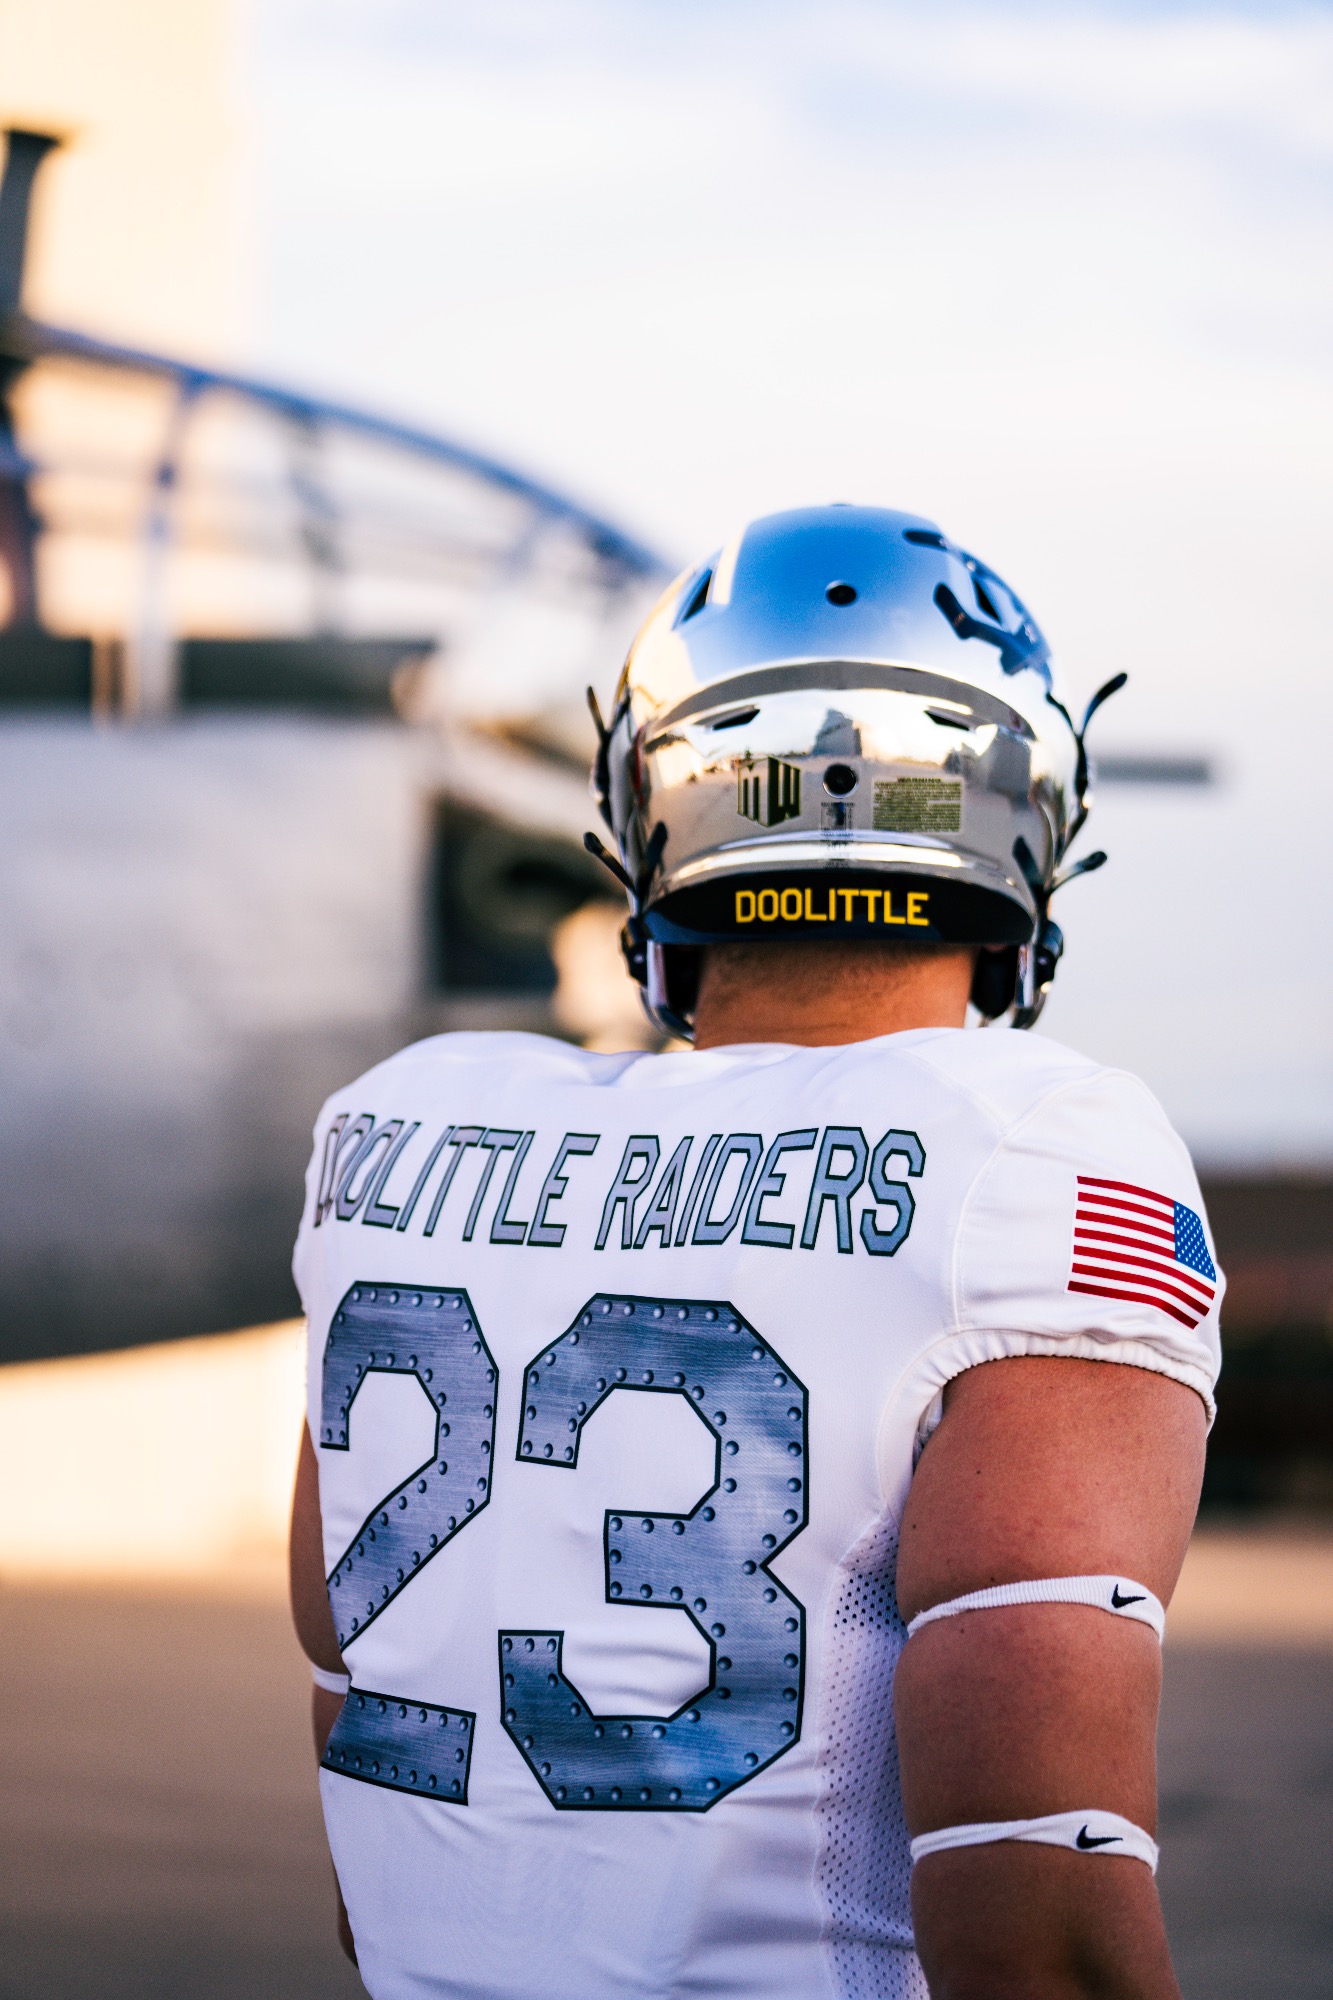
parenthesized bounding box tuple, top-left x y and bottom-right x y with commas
(586, 504, 1121, 1038)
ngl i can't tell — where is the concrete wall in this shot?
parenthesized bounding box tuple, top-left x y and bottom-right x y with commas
(0, 715, 434, 1360)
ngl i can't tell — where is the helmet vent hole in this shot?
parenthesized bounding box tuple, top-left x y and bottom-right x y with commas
(678, 569, 713, 623)
(926, 707, 971, 731)
(709, 706, 759, 732)
(971, 577, 1001, 620)
(822, 763, 857, 797)
(825, 581, 857, 607)
(903, 529, 949, 550)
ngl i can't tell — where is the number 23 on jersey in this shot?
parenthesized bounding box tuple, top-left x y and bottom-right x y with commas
(318, 1284, 809, 1813)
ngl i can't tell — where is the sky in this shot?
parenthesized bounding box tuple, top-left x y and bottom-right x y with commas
(253, 2, 1332, 590)
(252, 1, 1333, 1163)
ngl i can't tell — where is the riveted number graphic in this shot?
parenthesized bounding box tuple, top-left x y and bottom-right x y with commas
(500, 1293, 808, 1811)
(321, 1283, 498, 1645)
(323, 1687, 475, 1804)
(318, 1282, 497, 1803)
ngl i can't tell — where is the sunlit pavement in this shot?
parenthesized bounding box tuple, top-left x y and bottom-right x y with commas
(1159, 1644, 1333, 2000)
(0, 1583, 364, 2000)
(1, 1548, 1330, 2000)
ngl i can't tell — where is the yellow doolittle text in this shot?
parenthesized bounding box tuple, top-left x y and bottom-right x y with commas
(734, 886, 930, 927)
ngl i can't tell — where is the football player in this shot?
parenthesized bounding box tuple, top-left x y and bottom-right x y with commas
(290, 505, 1220, 1998)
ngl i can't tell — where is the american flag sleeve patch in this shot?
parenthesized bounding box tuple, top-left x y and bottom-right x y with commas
(1068, 1178, 1217, 1330)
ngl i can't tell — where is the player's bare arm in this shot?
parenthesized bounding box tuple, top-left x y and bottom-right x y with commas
(896, 1356, 1205, 1999)
(289, 1424, 357, 1965)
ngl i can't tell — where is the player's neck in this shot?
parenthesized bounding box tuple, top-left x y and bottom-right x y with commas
(691, 942, 976, 1049)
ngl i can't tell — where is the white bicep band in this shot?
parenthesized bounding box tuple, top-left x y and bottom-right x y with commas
(905, 1577, 1162, 1878)
(911, 1810, 1159, 1874)
(906, 1574, 1165, 1643)
(311, 1664, 351, 1695)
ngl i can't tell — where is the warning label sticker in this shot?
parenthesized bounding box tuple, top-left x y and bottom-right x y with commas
(872, 777, 963, 834)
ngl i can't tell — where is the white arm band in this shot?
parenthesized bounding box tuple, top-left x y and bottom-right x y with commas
(906, 1574, 1164, 1643)
(311, 1664, 351, 1696)
(911, 1810, 1158, 1874)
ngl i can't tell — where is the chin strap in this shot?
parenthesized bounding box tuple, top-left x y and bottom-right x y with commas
(587, 684, 632, 833)
(1010, 837, 1108, 1030)
(1007, 671, 1126, 1027)
(583, 818, 669, 991)
(1047, 671, 1128, 847)
(583, 819, 695, 1040)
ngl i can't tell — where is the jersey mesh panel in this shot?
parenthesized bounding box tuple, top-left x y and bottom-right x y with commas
(814, 1514, 928, 2000)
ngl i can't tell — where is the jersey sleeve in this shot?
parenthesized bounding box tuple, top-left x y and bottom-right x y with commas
(945, 1066, 1223, 1419)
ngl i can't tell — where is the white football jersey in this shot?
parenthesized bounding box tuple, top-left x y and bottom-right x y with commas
(293, 1028, 1222, 2000)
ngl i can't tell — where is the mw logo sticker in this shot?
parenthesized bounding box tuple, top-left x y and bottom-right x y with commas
(738, 757, 801, 827)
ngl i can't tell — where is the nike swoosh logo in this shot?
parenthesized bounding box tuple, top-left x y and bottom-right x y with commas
(1111, 1587, 1146, 1609)
(1076, 1826, 1122, 1849)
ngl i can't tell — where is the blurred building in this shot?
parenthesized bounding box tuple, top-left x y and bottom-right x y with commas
(0, 3, 1327, 1510)
(0, 45, 665, 1363)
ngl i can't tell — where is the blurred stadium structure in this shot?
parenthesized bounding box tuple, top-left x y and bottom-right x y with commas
(0, 124, 667, 1364)
(0, 68, 1328, 1513)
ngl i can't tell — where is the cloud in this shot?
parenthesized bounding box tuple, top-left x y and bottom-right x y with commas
(267, 0, 1333, 158)
(251, 0, 1333, 587)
